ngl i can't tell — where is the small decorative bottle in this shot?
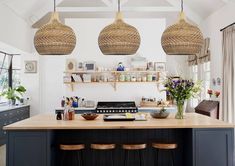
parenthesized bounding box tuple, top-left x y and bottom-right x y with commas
(56, 112, 62, 120)
(61, 96, 65, 107)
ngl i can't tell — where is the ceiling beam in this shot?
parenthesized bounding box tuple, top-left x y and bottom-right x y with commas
(56, 6, 179, 13)
(29, 0, 63, 27)
(101, 0, 112, 7)
(165, 0, 203, 24)
(222, 0, 235, 3)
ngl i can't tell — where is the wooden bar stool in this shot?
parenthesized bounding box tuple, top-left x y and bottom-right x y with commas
(90, 143, 116, 166)
(60, 144, 85, 166)
(152, 143, 177, 166)
(122, 144, 147, 166)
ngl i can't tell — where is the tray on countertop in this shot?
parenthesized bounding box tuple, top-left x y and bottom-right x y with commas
(103, 114, 135, 121)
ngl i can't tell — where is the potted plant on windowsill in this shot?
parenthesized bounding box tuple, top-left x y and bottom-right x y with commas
(0, 85, 26, 105)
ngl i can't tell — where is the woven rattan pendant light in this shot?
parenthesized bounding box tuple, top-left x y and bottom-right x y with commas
(98, 0, 141, 55)
(34, 0, 76, 55)
(161, 0, 203, 55)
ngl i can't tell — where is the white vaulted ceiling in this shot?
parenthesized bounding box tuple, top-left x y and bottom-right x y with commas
(0, 0, 234, 28)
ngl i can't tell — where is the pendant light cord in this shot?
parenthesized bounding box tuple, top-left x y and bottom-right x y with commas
(181, 0, 184, 12)
(54, 0, 56, 12)
(118, 0, 120, 12)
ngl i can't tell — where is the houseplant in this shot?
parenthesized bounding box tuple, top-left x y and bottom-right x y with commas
(0, 85, 26, 105)
(164, 78, 202, 119)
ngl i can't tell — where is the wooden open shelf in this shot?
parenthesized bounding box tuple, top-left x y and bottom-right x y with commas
(64, 70, 166, 91)
(64, 70, 163, 74)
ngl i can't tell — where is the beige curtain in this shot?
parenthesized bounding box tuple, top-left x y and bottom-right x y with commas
(188, 55, 197, 66)
(221, 25, 235, 123)
(197, 38, 211, 64)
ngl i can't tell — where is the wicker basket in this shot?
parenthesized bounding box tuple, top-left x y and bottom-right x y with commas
(98, 12, 141, 55)
(161, 12, 203, 55)
(34, 12, 76, 55)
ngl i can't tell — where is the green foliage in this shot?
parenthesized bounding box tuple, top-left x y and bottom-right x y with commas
(0, 85, 26, 101)
(163, 77, 202, 104)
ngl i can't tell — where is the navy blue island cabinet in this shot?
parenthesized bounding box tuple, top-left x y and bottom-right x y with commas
(4, 113, 234, 166)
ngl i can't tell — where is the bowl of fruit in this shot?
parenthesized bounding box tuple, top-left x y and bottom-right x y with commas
(81, 113, 99, 120)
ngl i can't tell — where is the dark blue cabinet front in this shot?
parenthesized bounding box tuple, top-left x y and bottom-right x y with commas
(6, 128, 234, 166)
(193, 129, 234, 166)
(0, 106, 30, 145)
(7, 131, 51, 166)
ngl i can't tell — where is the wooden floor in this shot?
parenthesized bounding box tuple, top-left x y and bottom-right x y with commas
(0, 145, 6, 166)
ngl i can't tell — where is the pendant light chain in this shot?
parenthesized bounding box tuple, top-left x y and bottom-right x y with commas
(54, 0, 56, 12)
(181, 0, 184, 12)
(118, 0, 121, 12)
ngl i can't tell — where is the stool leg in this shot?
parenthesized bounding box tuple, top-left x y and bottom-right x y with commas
(155, 149, 159, 166)
(80, 151, 84, 166)
(139, 150, 144, 166)
(171, 150, 175, 166)
(76, 151, 81, 166)
(124, 150, 129, 166)
(92, 150, 95, 166)
(111, 150, 114, 166)
(61, 151, 65, 166)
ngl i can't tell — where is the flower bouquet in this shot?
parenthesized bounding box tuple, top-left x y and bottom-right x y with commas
(164, 78, 202, 119)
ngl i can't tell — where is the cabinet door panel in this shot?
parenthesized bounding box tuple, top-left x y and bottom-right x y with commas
(194, 129, 233, 166)
(0, 112, 8, 119)
(8, 131, 48, 166)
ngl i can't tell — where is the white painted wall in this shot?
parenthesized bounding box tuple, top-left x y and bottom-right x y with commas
(39, 18, 168, 113)
(0, 4, 38, 115)
(0, 3, 32, 53)
(166, 55, 189, 78)
(200, 2, 235, 92)
(20, 53, 40, 116)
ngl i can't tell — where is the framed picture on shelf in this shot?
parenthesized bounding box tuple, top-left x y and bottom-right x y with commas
(63, 76, 72, 83)
(24, 60, 37, 73)
(155, 62, 166, 71)
(84, 61, 96, 71)
(65, 59, 77, 72)
(77, 62, 84, 71)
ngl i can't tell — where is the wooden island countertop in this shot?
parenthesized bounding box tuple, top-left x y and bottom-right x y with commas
(3, 113, 234, 130)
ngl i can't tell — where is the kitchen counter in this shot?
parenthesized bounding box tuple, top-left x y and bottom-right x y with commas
(0, 104, 29, 112)
(4, 112, 234, 166)
(3, 112, 234, 130)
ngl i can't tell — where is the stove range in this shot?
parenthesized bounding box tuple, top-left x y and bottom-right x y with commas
(96, 101, 138, 113)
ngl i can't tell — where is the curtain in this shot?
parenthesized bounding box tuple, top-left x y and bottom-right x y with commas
(221, 25, 235, 123)
(188, 55, 197, 66)
(197, 38, 211, 64)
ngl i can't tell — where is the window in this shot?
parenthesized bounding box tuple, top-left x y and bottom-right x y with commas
(0, 52, 21, 103)
(189, 62, 211, 103)
(190, 65, 198, 81)
(189, 65, 199, 108)
(202, 62, 211, 99)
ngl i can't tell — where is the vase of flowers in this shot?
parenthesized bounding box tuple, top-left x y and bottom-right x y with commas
(215, 91, 221, 98)
(207, 89, 213, 100)
(164, 78, 202, 119)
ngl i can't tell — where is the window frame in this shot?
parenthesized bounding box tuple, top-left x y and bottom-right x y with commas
(190, 62, 211, 100)
(0, 52, 21, 104)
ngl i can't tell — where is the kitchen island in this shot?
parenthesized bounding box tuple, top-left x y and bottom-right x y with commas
(4, 113, 234, 166)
